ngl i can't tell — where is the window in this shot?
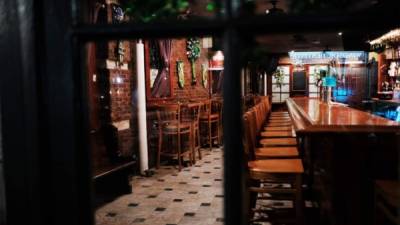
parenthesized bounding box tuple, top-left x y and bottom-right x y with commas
(1, 1, 400, 225)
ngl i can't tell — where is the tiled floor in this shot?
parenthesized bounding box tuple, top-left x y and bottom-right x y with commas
(96, 148, 224, 225)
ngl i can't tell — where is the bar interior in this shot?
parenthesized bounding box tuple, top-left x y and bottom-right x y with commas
(85, 2, 400, 225)
(2, 1, 400, 225)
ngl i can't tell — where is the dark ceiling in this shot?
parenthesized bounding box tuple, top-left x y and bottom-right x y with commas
(255, 32, 344, 53)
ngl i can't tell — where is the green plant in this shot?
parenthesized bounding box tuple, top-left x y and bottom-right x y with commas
(122, 0, 189, 22)
(186, 37, 201, 84)
(273, 68, 285, 86)
(122, 0, 217, 23)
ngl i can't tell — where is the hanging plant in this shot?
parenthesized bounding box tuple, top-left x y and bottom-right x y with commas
(201, 64, 208, 88)
(272, 68, 285, 86)
(186, 37, 201, 84)
(177, 60, 185, 88)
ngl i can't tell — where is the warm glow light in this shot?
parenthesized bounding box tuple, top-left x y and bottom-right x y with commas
(370, 28, 400, 45)
(338, 32, 343, 36)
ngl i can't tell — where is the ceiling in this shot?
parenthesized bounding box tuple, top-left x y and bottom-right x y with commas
(255, 32, 344, 54)
(252, 0, 379, 15)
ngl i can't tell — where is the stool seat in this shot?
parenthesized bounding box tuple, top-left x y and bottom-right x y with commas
(162, 122, 191, 133)
(268, 118, 292, 122)
(260, 131, 294, 138)
(248, 159, 304, 173)
(199, 113, 219, 120)
(264, 126, 292, 131)
(260, 138, 297, 147)
(267, 122, 293, 127)
(255, 146, 299, 158)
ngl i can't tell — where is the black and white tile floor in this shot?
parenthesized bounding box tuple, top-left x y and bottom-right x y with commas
(96, 148, 224, 225)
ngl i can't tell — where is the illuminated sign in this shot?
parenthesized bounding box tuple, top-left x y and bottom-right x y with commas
(289, 51, 367, 64)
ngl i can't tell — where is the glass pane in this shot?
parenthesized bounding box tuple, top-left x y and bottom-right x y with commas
(84, 36, 225, 225)
(82, 0, 223, 24)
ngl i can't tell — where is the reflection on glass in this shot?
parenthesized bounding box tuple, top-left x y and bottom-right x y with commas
(85, 0, 222, 24)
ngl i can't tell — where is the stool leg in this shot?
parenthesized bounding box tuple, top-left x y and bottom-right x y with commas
(197, 126, 202, 159)
(178, 134, 182, 171)
(209, 120, 212, 151)
(295, 174, 304, 225)
(191, 125, 196, 164)
(157, 131, 162, 169)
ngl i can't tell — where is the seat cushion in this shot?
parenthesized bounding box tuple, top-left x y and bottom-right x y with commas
(259, 138, 297, 147)
(248, 159, 304, 173)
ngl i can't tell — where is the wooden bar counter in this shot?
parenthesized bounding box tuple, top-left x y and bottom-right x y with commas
(286, 97, 400, 225)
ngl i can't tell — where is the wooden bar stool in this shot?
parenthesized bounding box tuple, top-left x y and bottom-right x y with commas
(260, 137, 297, 147)
(260, 130, 294, 138)
(199, 99, 221, 151)
(374, 180, 400, 225)
(156, 104, 193, 171)
(255, 147, 299, 159)
(267, 122, 293, 127)
(182, 102, 203, 162)
(248, 159, 304, 225)
(264, 126, 293, 131)
(268, 118, 292, 122)
(245, 112, 299, 160)
(243, 113, 304, 224)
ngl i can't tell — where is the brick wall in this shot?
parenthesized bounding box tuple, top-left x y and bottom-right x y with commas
(108, 41, 136, 157)
(170, 38, 210, 100)
(101, 38, 211, 161)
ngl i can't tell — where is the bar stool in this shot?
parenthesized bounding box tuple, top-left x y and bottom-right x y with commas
(248, 159, 304, 225)
(244, 113, 304, 225)
(182, 102, 203, 162)
(244, 112, 299, 160)
(260, 130, 295, 138)
(265, 126, 293, 131)
(199, 99, 221, 151)
(374, 180, 400, 225)
(156, 104, 193, 171)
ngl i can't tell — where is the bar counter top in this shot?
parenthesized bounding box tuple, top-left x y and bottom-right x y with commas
(286, 97, 400, 133)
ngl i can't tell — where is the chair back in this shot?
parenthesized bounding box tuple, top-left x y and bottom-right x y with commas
(156, 104, 181, 128)
(182, 102, 202, 124)
(243, 112, 256, 161)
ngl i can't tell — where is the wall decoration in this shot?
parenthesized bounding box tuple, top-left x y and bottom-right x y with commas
(201, 64, 208, 88)
(177, 60, 185, 88)
(186, 37, 201, 84)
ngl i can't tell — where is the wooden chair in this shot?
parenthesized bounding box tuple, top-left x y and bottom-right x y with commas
(156, 104, 193, 171)
(182, 102, 203, 162)
(199, 99, 221, 151)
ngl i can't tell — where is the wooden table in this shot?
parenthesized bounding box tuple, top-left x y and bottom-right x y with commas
(286, 97, 400, 225)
